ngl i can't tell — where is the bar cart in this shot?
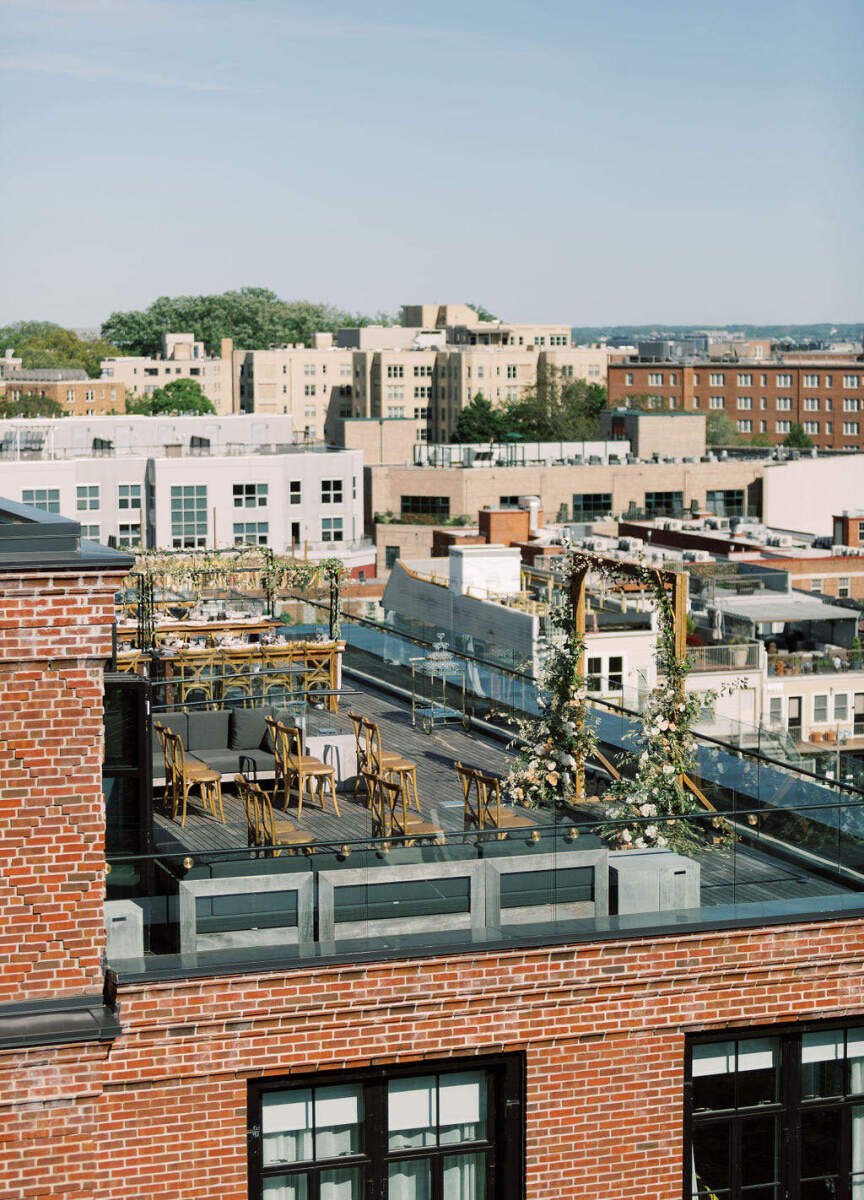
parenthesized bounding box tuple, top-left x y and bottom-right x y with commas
(410, 635, 471, 733)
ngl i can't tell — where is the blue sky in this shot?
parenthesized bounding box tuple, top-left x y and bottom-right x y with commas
(0, 0, 861, 327)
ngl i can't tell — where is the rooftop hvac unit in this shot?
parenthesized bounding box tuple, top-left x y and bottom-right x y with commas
(778, 537, 793, 546)
(767, 536, 782, 547)
(832, 544, 849, 555)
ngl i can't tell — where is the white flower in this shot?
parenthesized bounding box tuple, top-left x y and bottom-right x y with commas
(644, 825, 658, 839)
(662, 764, 674, 775)
(656, 835, 668, 847)
(634, 837, 645, 848)
(620, 829, 632, 844)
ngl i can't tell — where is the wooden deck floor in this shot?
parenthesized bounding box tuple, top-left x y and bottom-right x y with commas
(151, 682, 854, 906)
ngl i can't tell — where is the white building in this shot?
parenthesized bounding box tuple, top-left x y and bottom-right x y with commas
(0, 415, 372, 575)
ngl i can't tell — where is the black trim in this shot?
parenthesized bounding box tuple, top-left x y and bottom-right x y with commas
(0, 993, 122, 1051)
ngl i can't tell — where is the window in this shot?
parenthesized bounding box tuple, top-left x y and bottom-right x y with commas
(709, 372, 725, 386)
(648, 372, 663, 386)
(322, 480, 343, 504)
(21, 488, 60, 513)
(289, 481, 302, 505)
(839, 576, 851, 598)
(686, 1026, 864, 1200)
(843, 375, 860, 389)
(385, 545, 401, 570)
(835, 693, 849, 720)
(608, 655, 623, 690)
(844, 398, 860, 411)
(79, 523, 100, 540)
(776, 373, 793, 387)
(499, 496, 521, 508)
(233, 483, 268, 508)
(814, 694, 828, 722)
(777, 420, 792, 433)
(803, 373, 819, 387)
(737, 419, 752, 432)
(385, 386, 405, 402)
(304, 364, 316, 376)
(249, 1058, 521, 1200)
(304, 384, 316, 397)
(811, 578, 823, 593)
(321, 517, 343, 542)
(706, 489, 745, 518)
(386, 406, 405, 419)
(625, 372, 633, 385)
(169, 485, 207, 549)
(233, 521, 268, 546)
(586, 656, 603, 691)
(777, 397, 793, 410)
(413, 386, 431, 399)
(117, 522, 141, 549)
(386, 364, 404, 379)
(737, 396, 752, 410)
(737, 373, 753, 386)
(76, 484, 99, 511)
(709, 396, 725, 409)
(118, 483, 141, 510)
(843, 422, 860, 436)
(506, 364, 517, 379)
(769, 696, 783, 725)
(572, 493, 612, 521)
(804, 397, 820, 411)
(803, 421, 819, 434)
(644, 490, 683, 517)
(401, 496, 450, 519)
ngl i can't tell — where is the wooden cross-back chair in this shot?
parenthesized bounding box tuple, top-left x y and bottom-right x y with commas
(454, 761, 534, 835)
(155, 722, 224, 827)
(360, 717, 420, 812)
(348, 711, 368, 794)
(235, 773, 313, 856)
(173, 649, 219, 707)
(266, 717, 339, 820)
(362, 770, 443, 845)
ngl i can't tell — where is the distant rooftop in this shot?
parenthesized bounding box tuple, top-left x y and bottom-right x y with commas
(0, 497, 134, 572)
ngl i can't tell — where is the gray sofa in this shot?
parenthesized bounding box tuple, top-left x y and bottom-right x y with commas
(152, 705, 296, 784)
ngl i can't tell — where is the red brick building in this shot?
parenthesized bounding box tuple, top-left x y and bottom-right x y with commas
(4, 496, 864, 1199)
(608, 358, 864, 449)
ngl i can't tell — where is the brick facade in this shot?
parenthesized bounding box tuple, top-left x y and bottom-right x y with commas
(2, 917, 864, 1197)
(0, 568, 124, 1003)
(0, 378, 126, 415)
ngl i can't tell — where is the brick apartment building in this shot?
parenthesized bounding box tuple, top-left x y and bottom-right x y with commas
(5, 501, 864, 1197)
(608, 358, 864, 450)
(0, 373, 126, 415)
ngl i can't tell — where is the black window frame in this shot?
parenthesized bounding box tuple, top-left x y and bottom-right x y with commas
(685, 1019, 864, 1200)
(572, 492, 613, 522)
(645, 490, 684, 518)
(248, 1053, 524, 1200)
(705, 489, 746, 518)
(400, 495, 451, 519)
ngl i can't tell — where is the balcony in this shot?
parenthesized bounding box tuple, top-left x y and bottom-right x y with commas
(685, 642, 762, 672)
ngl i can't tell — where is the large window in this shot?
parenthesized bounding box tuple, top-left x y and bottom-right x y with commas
(401, 496, 451, 519)
(322, 517, 343, 543)
(322, 480, 343, 504)
(234, 521, 269, 546)
(644, 490, 683, 517)
(688, 1026, 864, 1199)
(76, 484, 100, 511)
(572, 493, 612, 522)
(234, 483, 268, 508)
(170, 484, 207, 548)
(22, 488, 60, 514)
(706, 489, 745, 518)
(249, 1057, 522, 1200)
(118, 483, 141, 510)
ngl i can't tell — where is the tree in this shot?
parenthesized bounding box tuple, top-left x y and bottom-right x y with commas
(101, 288, 392, 357)
(126, 378, 216, 416)
(706, 411, 741, 446)
(501, 368, 608, 440)
(0, 392, 65, 419)
(451, 393, 507, 443)
(783, 422, 815, 449)
(467, 302, 498, 322)
(749, 432, 772, 447)
(0, 321, 120, 378)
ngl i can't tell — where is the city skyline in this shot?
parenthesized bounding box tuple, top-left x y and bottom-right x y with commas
(0, 0, 862, 326)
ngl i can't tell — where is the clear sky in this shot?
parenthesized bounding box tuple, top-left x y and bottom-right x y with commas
(0, 0, 861, 328)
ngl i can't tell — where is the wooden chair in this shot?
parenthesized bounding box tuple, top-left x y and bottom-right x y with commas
(266, 717, 339, 821)
(454, 761, 535, 836)
(348, 711, 368, 794)
(173, 649, 219, 707)
(361, 717, 420, 813)
(155, 722, 224, 827)
(235, 773, 313, 856)
(363, 770, 443, 845)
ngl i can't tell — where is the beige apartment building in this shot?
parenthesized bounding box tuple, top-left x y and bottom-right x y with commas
(101, 332, 233, 413)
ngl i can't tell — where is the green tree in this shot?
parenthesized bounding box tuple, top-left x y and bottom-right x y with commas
(451, 393, 507, 442)
(467, 302, 498, 322)
(501, 368, 608, 440)
(101, 288, 392, 356)
(706, 411, 742, 446)
(0, 392, 66, 419)
(126, 378, 216, 416)
(749, 432, 772, 447)
(783, 422, 815, 449)
(0, 321, 120, 378)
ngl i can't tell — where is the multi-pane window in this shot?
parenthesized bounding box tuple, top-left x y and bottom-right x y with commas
(803, 373, 819, 387)
(706, 490, 745, 518)
(648, 372, 663, 386)
(737, 397, 752, 410)
(322, 480, 343, 504)
(506, 364, 517, 379)
(803, 421, 819, 434)
(387, 406, 405, 418)
(814, 694, 828, 722)
(22, 488, 60, 513)
(709, 396, 725, 409)
(776, 373, 793, 387)
(289, 482, 302, 505)
(737, 373, 753, 386)
(79, 524, 100, 540)
(811, 578, 823, 593)
(304, 384, 316, 397)
(304, 364, 316, 376)
(118, 483, 141, 510)
(572, 493, 613, 521)
(844, 398, 860, 411)
(644, 490, 683, 517)
(249, 1058, 522, 1200)
(76, 484, 99, 511)
(844, 423, 860, 436)
(804, 397, 820, 411)
(385, 546, 401, 570)
(233, 521, 268, 546)
(835, 693, 849, 720)
(233, 483, 268, 508)
(688, 1027, 864, 1200)
(777, 397, 793, 410)
(386, 364, 404, 379)
(117, 522, 142, 549)
(321, 517, 343, 542)
(169, 485, 207, 549)
(839, 576, 851, 598)
(386, 386, 405, 402)
(499, 496, 521, 509)
(737, 419, 752, 432)
(769, 697, 783, 725)
(401, 496, 450, 519)
(776, 420, 791, 433)
(843, 375, 860, 389)
(709, 373, 725, 386)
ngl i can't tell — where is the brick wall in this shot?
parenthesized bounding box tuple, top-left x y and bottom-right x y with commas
(2, 916, 864, 1198)
(0, 569, 124, 1003)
